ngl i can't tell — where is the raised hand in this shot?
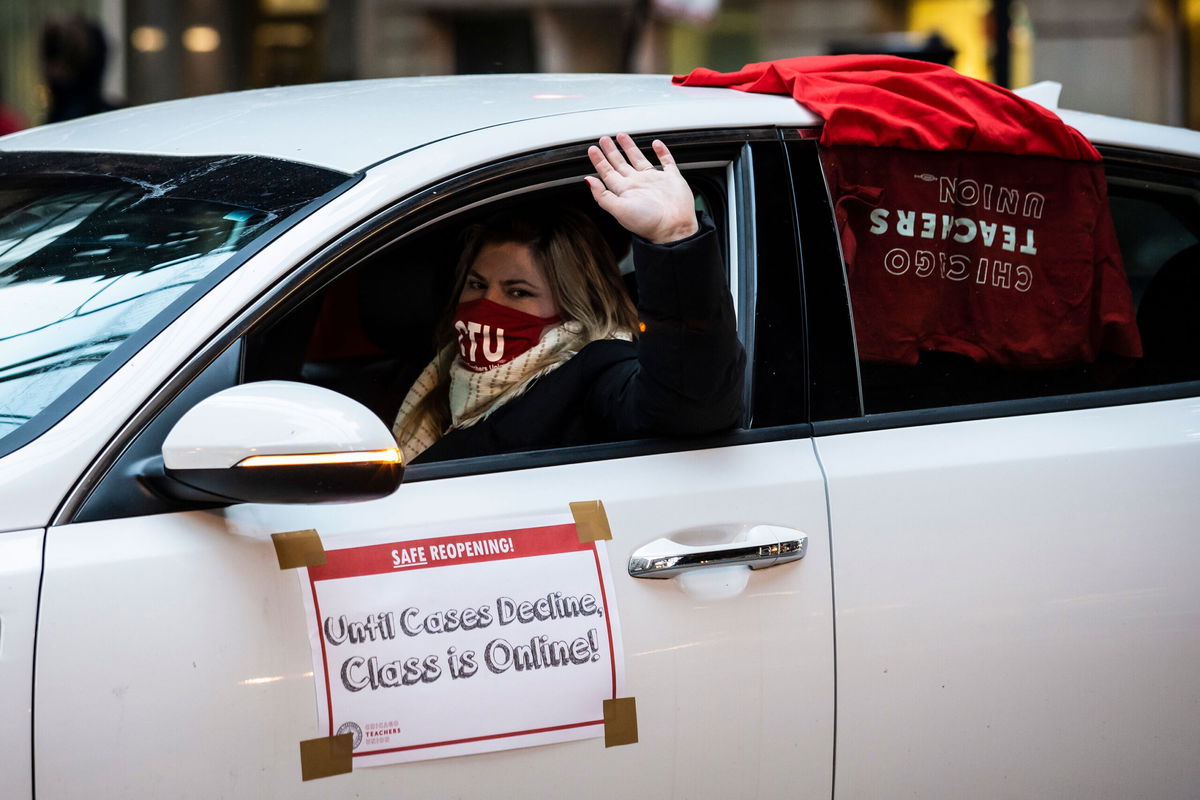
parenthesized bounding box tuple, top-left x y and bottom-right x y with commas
(584, 133, 699, 245)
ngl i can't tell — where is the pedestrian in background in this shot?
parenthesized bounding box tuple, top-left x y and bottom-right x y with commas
(41, 16, 116, 123)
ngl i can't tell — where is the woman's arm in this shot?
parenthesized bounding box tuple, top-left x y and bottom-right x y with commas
(595, 220, 745, 437)
(584, 135, 745, 438)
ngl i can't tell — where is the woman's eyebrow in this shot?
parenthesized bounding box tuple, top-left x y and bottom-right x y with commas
(499, 278, 537, 288)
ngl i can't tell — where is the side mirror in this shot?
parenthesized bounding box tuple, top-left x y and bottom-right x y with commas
(151, 381, 403, 505)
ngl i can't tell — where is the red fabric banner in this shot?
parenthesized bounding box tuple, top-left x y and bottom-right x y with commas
(674, 56, 1140, 366)
(673, 55, 1099, 160)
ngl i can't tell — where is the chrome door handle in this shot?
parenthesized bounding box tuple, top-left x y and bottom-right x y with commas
(628, 525, 808, 579)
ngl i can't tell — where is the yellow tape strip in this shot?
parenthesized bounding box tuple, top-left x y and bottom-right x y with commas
(603, 697, 638, 748)
(570, 500, 613, 543)
(299, 733, 353, 781)
(271, 529, 327, 570)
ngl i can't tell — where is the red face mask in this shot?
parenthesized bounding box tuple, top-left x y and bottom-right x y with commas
(452, 298, 561, 372)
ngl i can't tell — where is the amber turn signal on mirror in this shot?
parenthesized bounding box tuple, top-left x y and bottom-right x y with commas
(236, 448, 402, 468)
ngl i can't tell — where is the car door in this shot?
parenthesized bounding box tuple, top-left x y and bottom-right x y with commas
(787, 135, 1200, 798)
(32, 133, 836, 798)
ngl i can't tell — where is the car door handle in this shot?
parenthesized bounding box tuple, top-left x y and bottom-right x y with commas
(627, 525, 808, 579)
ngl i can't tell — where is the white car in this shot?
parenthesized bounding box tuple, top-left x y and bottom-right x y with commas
(0, 74, 1197, 799)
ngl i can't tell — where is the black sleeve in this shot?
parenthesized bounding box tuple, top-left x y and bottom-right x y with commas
(587, 217, 745, 438)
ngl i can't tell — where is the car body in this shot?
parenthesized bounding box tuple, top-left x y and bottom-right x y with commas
(0, 73, 1197, 799)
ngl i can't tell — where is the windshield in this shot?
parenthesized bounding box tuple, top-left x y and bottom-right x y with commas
(0, 152, 351, 451)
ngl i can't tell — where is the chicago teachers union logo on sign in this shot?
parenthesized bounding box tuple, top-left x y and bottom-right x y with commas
(299, 515, 626, 766)
(337, 721, 363, 749)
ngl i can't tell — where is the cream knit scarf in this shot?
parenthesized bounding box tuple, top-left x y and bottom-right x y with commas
(393, 322, 630, 462)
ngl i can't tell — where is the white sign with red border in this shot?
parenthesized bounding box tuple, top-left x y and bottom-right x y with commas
(298, 512, 625, 766)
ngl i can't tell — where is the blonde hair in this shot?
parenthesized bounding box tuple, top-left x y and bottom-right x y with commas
(398, 204, 638, 443)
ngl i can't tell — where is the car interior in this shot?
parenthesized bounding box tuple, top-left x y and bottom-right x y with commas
(241, 173, 728, 431)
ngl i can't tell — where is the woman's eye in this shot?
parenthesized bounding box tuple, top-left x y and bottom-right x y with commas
(466, 279, 486, 290)
(508, 288, 534, 298)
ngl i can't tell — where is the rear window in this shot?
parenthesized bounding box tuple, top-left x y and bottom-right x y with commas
(0, 152, 352, 454)
(813, 144, 1200, 416)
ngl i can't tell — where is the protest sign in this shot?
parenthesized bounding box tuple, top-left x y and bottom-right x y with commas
(297, 512, 624, 766)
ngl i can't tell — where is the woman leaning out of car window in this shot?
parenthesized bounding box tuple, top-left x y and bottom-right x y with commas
(391, 134, 745, 463)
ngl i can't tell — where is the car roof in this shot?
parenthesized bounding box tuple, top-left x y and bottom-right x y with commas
(0, 74, 816, 173)
(1057, 108, 1200, 160)
(3, 73, 1198, 173)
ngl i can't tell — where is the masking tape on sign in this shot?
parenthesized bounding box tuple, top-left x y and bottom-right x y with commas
(603, 697, 638, 747)
(569, 500, 612, 543)
(271, 529, 327, 570)
(299, 733, 353, 781)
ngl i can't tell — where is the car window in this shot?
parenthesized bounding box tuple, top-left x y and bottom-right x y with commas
(802, 143, 1200, 418)
(242, 167, 734, 437)
(0, 152, 352, 456)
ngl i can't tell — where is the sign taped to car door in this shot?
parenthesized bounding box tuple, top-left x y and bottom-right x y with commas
(297, 511, 625, 765)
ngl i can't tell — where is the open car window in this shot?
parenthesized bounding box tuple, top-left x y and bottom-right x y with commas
(242, 167, 734, 442)
(69, 134, 795, 524)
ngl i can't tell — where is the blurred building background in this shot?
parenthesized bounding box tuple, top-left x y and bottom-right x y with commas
(2, 0, 1199, 129)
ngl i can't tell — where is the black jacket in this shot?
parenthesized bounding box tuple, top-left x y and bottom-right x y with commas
(415, 221, 744, 463)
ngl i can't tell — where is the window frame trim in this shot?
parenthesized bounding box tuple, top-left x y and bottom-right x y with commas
(811, 380, 1200, 437)
(787, 135, 862, 422)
